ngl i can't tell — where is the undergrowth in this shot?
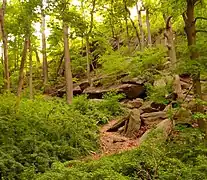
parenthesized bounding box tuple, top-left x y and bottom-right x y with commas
(36, 126, 207, 180)
(0, 93, 123, 179)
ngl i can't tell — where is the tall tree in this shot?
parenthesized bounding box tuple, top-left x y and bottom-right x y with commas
(41, 0, 48, 86)
(29, 36, 33, 99)
(146, 8, 152, 47)
(136, 1, 145, 51)
(123, 0, 141, 49)
(17, 35, 29, 97)
(0, 0, 10, 90)
(63, 22, 73, 104)
(85, 0, 96, 86)
(182, 0, 206, 133)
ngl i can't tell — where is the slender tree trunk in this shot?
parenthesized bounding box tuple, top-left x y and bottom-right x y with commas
(41, 11, 48, 86)
(0, 0, 10, 90)
(86, 36, 92, 85)
(56, 53, 64, 76)
(86, 0, 96, 86)
(164, 16, 177, 66)
(124, 16, 130, 48)
(109, 0, 115, 38)
(17, 36, 29, 97)
(123, 0, 141, 48)
(35, 49, 40, 63)
(63, 22, 73, 104)
(136, 2, 144, 51)
(29, 37, 33, 99)
(146, 8, 152, 47)
(164, 16, 183, 100)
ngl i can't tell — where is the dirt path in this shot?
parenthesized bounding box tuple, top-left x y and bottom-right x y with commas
(88, 119, 141, 160)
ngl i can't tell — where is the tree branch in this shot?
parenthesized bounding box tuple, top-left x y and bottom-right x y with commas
(196, 30, 207, 34)
(194, 17, 207, 23)
(166, 16, 172, 29)
(182, 12, 188, 23)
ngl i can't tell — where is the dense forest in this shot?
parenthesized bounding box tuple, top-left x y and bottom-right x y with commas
(0, 0, 207, 179)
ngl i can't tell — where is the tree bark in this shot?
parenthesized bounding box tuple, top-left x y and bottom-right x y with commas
(123, 0, 141, 48)
(86, 0, 96, 86)
(63, 22, 73, 104)
(182, 0, 204, 133)
(17, 36, 29, 97)
(41, 10, 48, 86)
(0, 0, 10, 90)
(29, 37, 33, 99)
(136, 1, 145, 51)
(183, 1, 201, 99)
(165, 16, 177, 66)
(86, 36, 92, 86)
(146, 8, 152, 47)
(35, 49, 40, 63)
(109, 0, 115, 38)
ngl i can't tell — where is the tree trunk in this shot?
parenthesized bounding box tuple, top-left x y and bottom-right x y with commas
(165, 16, 177, 66)
(124, 1, 141, 48)
(41, 11, 48, 86)
(136, 2, 145, 51)
(124, 16, 130, 48)
(29, 38, 33, 99)
(183, 1, 201, 99)
(35, 49, 40, 63)
(86, 36, 92, 86)
(57, 53, 64, 77)
(146, 8, 152, 47)
(86, 0, 96, 86)
(17, 36, 29, 97)
(0, 0, 10, 90)
(63, 22, 73, 104)
(183, 0, 204, 132)
(109, 0, 115, 38)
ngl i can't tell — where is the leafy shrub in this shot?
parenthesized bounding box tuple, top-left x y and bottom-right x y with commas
(98, 51, 130, 75)
(145, 77, 173, 104)
(129, 46, 167, 78)
(37, 126, 207, 180)
(72, 93, 124, 125)
(0, 94, 99, 179)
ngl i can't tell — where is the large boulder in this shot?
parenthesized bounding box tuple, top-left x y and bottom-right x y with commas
(173, 107, 192, 125)
(83, 87, 108, 99)
(139, 119, 173, 146)
(79, 81, 90, 91)
(141, 111, 167, 127)
(140, 101, 160, 114)
(57, 85, 82, 97)
(116, 84, 145, 99)
(125, 98, 144, 109)
(121, 77, 146, 85)
(83, 83, 145, 99)
(123, 109, 141, 138)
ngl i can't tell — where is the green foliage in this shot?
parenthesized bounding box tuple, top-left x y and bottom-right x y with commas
(129, 46, 167, 78)
(37, 126, 207, 180)
(98, 50, 130, 75)
(72, 93, 124, 125)
(146, 80, 173, 104)
(0, 94, 99, 179)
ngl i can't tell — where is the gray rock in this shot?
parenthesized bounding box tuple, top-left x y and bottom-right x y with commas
(141, 111, 167, 126)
